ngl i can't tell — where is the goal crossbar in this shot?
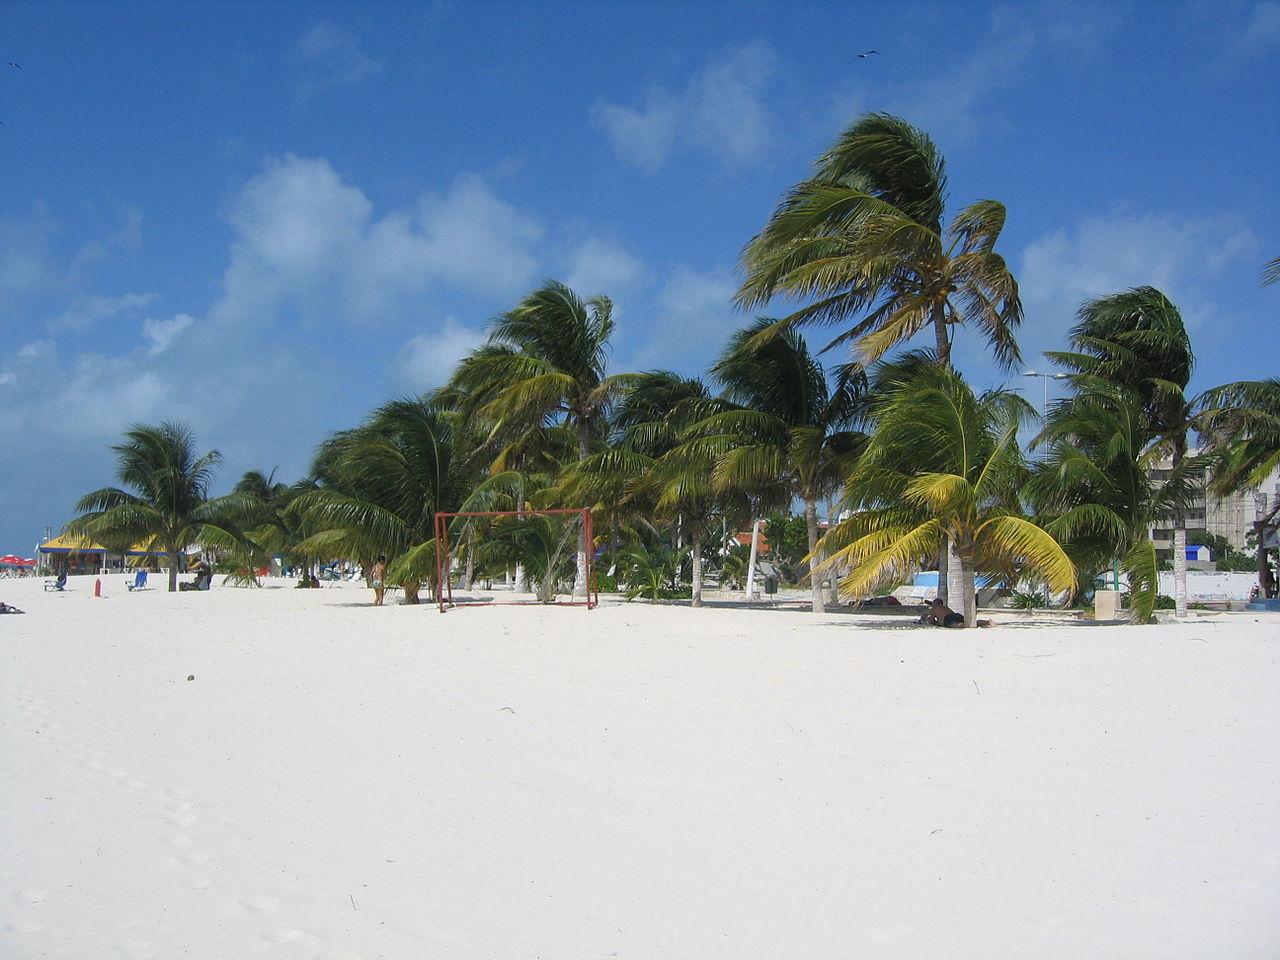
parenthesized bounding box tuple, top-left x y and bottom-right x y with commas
(434, 507, 597, 612)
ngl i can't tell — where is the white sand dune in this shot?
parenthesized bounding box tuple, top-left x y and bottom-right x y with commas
(2, 574, 1278, 959)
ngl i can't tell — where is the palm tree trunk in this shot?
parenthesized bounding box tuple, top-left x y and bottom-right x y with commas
(690, 531, 703, 607)
(168, 545, 179, 593)
(803, 496, 825, 613)
(937, 542, 949, 605)
(462, 531, 476, 590)
(1172, 442, 1188, 618)
(946, 538, 964, 612)
(1172, 522, 1188, 616)
(573, 419, 591, 596)
(825, 496, 839, 606)
(403, 582, 419, 605)
(960, 555, 977, 628)
(931, 301, 951, 369)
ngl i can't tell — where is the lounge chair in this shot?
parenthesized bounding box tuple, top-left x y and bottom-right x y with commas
(44, 572, 68, 592)
(126, 569, 149, 591)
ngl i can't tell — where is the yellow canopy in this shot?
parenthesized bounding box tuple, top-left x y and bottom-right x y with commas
(39, 535, 185, 556)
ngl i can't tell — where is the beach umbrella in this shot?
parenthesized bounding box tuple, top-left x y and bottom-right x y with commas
(0, 554, 23, 566)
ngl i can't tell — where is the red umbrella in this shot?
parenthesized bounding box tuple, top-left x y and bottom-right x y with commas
(0, 554, 23, 565)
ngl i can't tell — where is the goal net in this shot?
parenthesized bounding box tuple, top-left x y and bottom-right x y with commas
(434, 507, 597, 612)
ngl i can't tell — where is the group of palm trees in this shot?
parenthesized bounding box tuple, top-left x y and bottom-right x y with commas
(68, 113, 1279, 624)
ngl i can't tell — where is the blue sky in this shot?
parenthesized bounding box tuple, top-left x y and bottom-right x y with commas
(1, 0, 1277, 552)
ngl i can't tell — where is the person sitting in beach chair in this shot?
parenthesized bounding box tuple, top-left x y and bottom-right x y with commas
(126, 569, 149, 591)
(44, 571, 68, 592)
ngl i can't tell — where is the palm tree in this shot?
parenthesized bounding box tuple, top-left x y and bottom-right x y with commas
(557, 371, 727, 606)
(449, 281, 633, 593)
(68, 422, 239, 592)
(681, 319, 867, 612)
(735, 112, 1022, 371)
(1195, 378, 1280, 597)
(1263, 255, 1279, 286)
(735, 114, 1023, 609)
(1028, 382, 1203, 622)
(821, 367, 1075, 626)
(292, 398, 468, 603)
(1046, 287, 1196, 616)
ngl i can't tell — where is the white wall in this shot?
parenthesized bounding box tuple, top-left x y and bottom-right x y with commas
(1158, 571, 1259, 602)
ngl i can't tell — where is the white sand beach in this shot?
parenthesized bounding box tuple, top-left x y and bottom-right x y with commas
(3, 575, 1278, 959)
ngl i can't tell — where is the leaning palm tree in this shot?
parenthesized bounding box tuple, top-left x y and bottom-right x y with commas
(820, 367, 1075, 626)
(736, 112, 1022, 371)
(680, 319, 867, 612)
(67, 422, 241, 592)
(1262, 255, 1279, 286)
(736, 114, 1022, 608)
(449, 281, 634, 593)
(292, 398, 468, 603)
(1046, 287, 1196, 615)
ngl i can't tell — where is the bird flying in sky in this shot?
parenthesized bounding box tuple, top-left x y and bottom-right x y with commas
(857, 50, 878, 59)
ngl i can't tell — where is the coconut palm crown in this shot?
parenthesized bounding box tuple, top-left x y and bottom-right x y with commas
(736, 112, 1022, 370)
(820, 367, 1075, 626)
(67, 422, 239, 592)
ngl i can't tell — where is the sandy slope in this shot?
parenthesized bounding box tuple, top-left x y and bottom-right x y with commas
(2, 574, 1278, 959)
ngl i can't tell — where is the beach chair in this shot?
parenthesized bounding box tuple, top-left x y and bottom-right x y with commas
(126, 569, 149, 591)
(44, 572, 68, 592)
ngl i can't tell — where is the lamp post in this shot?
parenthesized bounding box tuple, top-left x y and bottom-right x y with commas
(1022, 369, 1069, 420)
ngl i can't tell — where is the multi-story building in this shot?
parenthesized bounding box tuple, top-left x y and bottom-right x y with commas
(1149, 453, 1280, 561)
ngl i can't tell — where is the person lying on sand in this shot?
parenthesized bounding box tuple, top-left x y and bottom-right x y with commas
(919, 599, 993, 628)
(0, 601, 24, 614)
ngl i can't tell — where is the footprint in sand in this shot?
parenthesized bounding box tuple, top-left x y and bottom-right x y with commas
(111, 938, 156, 959)
(163, 833, 193, 850)
(163, 811, 197, 828)
(11, 888, 48, 905)
(262, 928, 311, 944)
(239, 895, 281, 914)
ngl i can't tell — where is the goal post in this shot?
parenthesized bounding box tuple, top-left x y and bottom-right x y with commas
(434, 507, 597, 612)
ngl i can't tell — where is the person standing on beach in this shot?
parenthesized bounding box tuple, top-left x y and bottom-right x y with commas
(370, 555, 387, 606)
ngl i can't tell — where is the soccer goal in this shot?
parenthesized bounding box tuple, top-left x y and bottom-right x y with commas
(434, 507, 597, 612)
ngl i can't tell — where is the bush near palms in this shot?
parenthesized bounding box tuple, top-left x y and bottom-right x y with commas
(736, 112, 1022, 371)
(449, 281, 635, 594)
(67, 422, 241, 592)
(1046, 287, 1197, 615)
(678, 319, 867, 612)
(821, 368, 1075, 626)
(292, 398, 468, 603)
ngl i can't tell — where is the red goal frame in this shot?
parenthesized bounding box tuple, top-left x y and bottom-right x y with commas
(434, 507, 597, 612)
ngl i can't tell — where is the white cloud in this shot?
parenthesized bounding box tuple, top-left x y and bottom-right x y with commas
(396, 318, 486, 393)
(1237, 1, 1280, 51)
(50, 291, 157, 333)
(18, 340, 54, 361)
(412, 174, 543, 292)
(831, 4, 1121, 145)
(594, 44, 778, 172)
(1018, 212, 1257, 356)
(294, 21, 382, 97)
(627, 265, 740, 370)
(564, 238, 645, 298)
(142, 313, 195, 356)
(215, 156, 543, 326)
